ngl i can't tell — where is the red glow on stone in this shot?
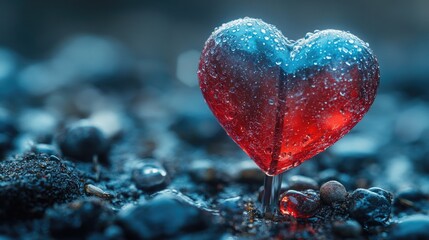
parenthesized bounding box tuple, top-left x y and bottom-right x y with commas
(279, 190, 320, 218)
(198, 18, 379, 175)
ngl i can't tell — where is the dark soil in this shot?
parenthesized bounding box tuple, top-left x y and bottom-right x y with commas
(0, 35, 428, 240)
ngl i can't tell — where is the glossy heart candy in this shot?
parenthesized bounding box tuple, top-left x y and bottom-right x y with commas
(198, 18, 379, 176)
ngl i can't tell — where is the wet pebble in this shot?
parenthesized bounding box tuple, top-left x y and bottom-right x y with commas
(389, 215, 429, 240)
(320, 180, 347, 204)
(287, 175, 319, 191)
(332, 220, 362, 238)
(279, 190, 320, 218)
(0, 153, 83, 220)
(118, 190, 210, 239)
(349, 188, 392, 226)
(132, 162, 168, 192)
(56, 120, 107, 161)
(46, 198, 115, 238)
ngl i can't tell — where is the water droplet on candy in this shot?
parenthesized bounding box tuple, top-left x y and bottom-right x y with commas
(198, 18, 379, 175)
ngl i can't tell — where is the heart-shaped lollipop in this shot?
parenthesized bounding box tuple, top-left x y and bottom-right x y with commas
(198, 18, 379, 176)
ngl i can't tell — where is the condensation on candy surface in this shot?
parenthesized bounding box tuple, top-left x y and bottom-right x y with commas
(198, 18, 380, 176)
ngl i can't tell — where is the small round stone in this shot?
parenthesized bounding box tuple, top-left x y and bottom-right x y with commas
(320, 180, 347, 204)
(279, 190, 320, 218)
(57, 120, 107, 161)
(333, 220, 362, 237)
(132, 163, 168, 191)
(349, 188, 391, 226)
(287, 175, 319, 191)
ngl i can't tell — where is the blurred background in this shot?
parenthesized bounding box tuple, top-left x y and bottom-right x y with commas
(0, 0, 428, 94)
(0, 0, 428, 191)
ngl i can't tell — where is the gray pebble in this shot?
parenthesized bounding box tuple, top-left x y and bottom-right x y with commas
(132, 162, 168, 191)
(349, 188, 391, 226)
(320, 180, 347, 204)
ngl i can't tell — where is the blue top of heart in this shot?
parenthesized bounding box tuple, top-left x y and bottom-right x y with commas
(208, 17, 377, 81)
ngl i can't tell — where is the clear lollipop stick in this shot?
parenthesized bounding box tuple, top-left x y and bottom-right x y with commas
(261, 173, 284, 218)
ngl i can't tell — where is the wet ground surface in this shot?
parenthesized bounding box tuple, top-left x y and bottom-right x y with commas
(0, 36, 429, 240)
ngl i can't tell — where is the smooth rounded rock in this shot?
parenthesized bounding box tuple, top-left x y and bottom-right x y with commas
(132, 162, 168, 191)
(349, 188, 391, 226)
(320, 180, 347, 204)
(57, 120, 107, 161)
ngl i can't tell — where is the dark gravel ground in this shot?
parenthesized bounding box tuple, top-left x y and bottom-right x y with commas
(0, 35, 429, 240)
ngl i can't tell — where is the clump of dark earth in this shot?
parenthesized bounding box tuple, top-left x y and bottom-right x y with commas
(0, 153, 83, 220)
